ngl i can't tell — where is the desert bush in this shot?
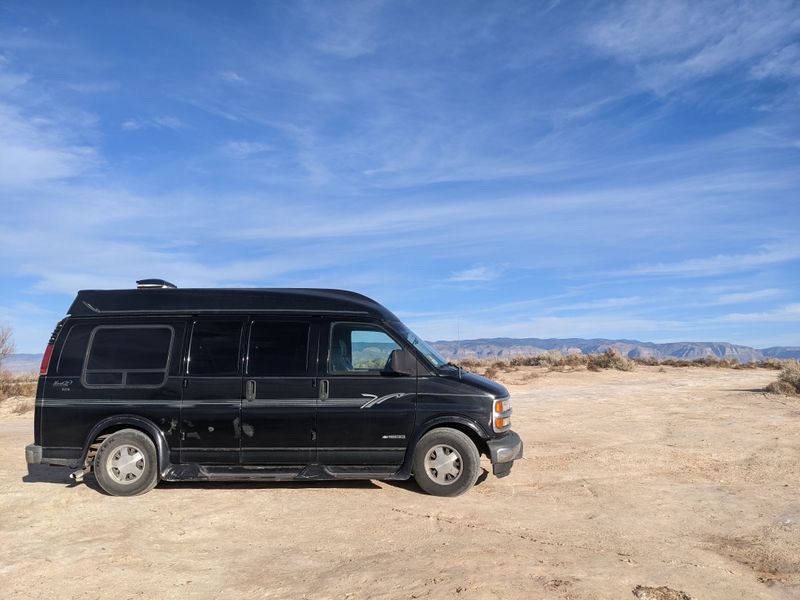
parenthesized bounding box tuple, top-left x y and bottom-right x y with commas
(632, 356, 785, 369)
(452, 352, 789, 375)
(766, 361, 800, 396)
(0, 324, 22, 401)
(456, 358, 482, 369)
(586, 349, 635, 372)
(483, 366, 499, 380)
(762, 358, 786, 370)
(0, 372, 38, 401)
(0, 325, 13, 365)
(633, 356, 660, 366)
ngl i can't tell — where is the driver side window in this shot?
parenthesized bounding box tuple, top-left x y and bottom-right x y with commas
(329, 324, 401, 373)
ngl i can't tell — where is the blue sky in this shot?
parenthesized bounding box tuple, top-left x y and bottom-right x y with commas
(1, 1, 799, 352)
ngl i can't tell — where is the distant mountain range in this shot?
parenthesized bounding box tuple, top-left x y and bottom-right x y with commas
(430, 338, 800, 362)
(3, 353, 42, 373)
(3, 339, 799, 374)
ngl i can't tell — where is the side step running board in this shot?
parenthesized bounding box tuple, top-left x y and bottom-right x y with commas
(161, 463, 404, 482)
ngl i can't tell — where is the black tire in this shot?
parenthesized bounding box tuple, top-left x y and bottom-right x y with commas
(93, 428, 159, 496)
(412, 428, 480, 497)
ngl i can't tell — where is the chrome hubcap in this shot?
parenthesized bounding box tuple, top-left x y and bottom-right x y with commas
(106, 445, 145, 484)
(424, 444, 462, 485)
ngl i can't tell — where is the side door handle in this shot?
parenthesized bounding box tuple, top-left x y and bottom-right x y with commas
(246, 379, 256, 401)
(319, 379, 329, 401)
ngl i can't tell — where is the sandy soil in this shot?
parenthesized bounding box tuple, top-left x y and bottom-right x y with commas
(0, 367, 798, 600)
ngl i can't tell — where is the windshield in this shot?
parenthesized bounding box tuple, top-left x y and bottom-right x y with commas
(392, 322, 449, 368)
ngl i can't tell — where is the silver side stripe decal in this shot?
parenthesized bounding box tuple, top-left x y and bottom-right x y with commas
(360, 392, 409, 409)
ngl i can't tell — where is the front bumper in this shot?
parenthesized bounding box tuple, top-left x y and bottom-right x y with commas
(486, 431, 523, 478)
(25, 444, 42, 465)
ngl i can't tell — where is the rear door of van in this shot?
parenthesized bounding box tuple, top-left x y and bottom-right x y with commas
(240, 317, 319, 465)
(180, 318, 246, 465)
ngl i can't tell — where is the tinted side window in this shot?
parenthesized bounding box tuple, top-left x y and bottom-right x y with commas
(84, 326, 173, 387)
(56, 323, 94, 375)
(188, 321, 242, 376)
(329, 324, 401, 373)
(247, 321, 310, 376)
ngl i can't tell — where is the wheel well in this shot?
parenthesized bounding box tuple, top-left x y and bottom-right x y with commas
(93, 423, 153, 443)
(422, 423, 489, 458)
(86, 424, 160, 468)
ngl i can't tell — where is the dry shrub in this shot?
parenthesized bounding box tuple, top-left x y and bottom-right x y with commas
(454, 352, 790, 375)
(586, 349, 635, 372)
(0, 325, 14, 365)
(483, 366, 499, 380)
(634, 356, 784, 369)
(0, 371, 38, 401)
(766, 361, 800, 396)
(456, 358, 482, 369)
(762, 358, 786, 370)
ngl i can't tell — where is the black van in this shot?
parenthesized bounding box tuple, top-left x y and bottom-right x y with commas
(26, 280, 522, 497)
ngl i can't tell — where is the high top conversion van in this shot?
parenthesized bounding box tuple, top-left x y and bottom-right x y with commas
(26, 280, 522, 497)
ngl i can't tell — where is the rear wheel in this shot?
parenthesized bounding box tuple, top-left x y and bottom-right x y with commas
(93, 429, 159, 496)
(413, 428, 480, 497)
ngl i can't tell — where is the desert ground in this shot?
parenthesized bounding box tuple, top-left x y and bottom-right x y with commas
(0, 367, 798, 600)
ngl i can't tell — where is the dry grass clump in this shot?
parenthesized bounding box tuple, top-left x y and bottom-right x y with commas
(635, 356, 783, 369)
(455, 353, 797, 384)
(461, 349, 637, 379)
(766, 361, 800, 396)
(586, 349, 635, 372)
(458, 354, 790, 377)
(0, 371, 38, 401)
(501, 351, 587, 371)
(9, 397, 34, 414)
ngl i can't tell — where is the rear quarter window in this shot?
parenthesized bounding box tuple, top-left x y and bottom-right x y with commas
(83, 325, 174, 388)
(56, 323, 94, 375)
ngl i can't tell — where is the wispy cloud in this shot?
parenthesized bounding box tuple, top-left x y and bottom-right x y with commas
(588, 0, 800, 94)
(448, 266, 499, 283)
(612, 245, 800, 278)
(713, 289, 784, 305)
(218, 71, 245, 83)
(547, 297, 643, 313)
(718, 303, 800, 323)
(121, 116, 187, 131)
(0, 101, 98, 188)
(750, 43, 800, 80)
(219, 140, 273, 158)
(305, 0, 385, 59)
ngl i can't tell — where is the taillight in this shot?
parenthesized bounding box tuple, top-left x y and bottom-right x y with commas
(40, 318, 66, 376)
(40, 343, 54, 375)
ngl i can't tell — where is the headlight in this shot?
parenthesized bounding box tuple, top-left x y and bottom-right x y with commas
(492, 396, 512, 432)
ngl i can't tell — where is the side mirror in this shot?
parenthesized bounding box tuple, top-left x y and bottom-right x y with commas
(386, 349, 416, 376)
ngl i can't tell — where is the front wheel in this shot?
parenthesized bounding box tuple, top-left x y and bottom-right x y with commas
(93, 429, 159, 496)
(413, 428, 480, 497)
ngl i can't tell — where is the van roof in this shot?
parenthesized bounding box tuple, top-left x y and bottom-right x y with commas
(67, 288, 399, 320)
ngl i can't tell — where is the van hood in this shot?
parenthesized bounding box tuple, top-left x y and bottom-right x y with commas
(439, 368, 509, 398)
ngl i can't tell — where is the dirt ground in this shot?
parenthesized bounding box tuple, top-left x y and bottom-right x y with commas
(1, 367, 798, 600)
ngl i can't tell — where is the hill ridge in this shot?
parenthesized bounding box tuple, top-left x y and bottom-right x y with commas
(430, 338, 800, 362)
